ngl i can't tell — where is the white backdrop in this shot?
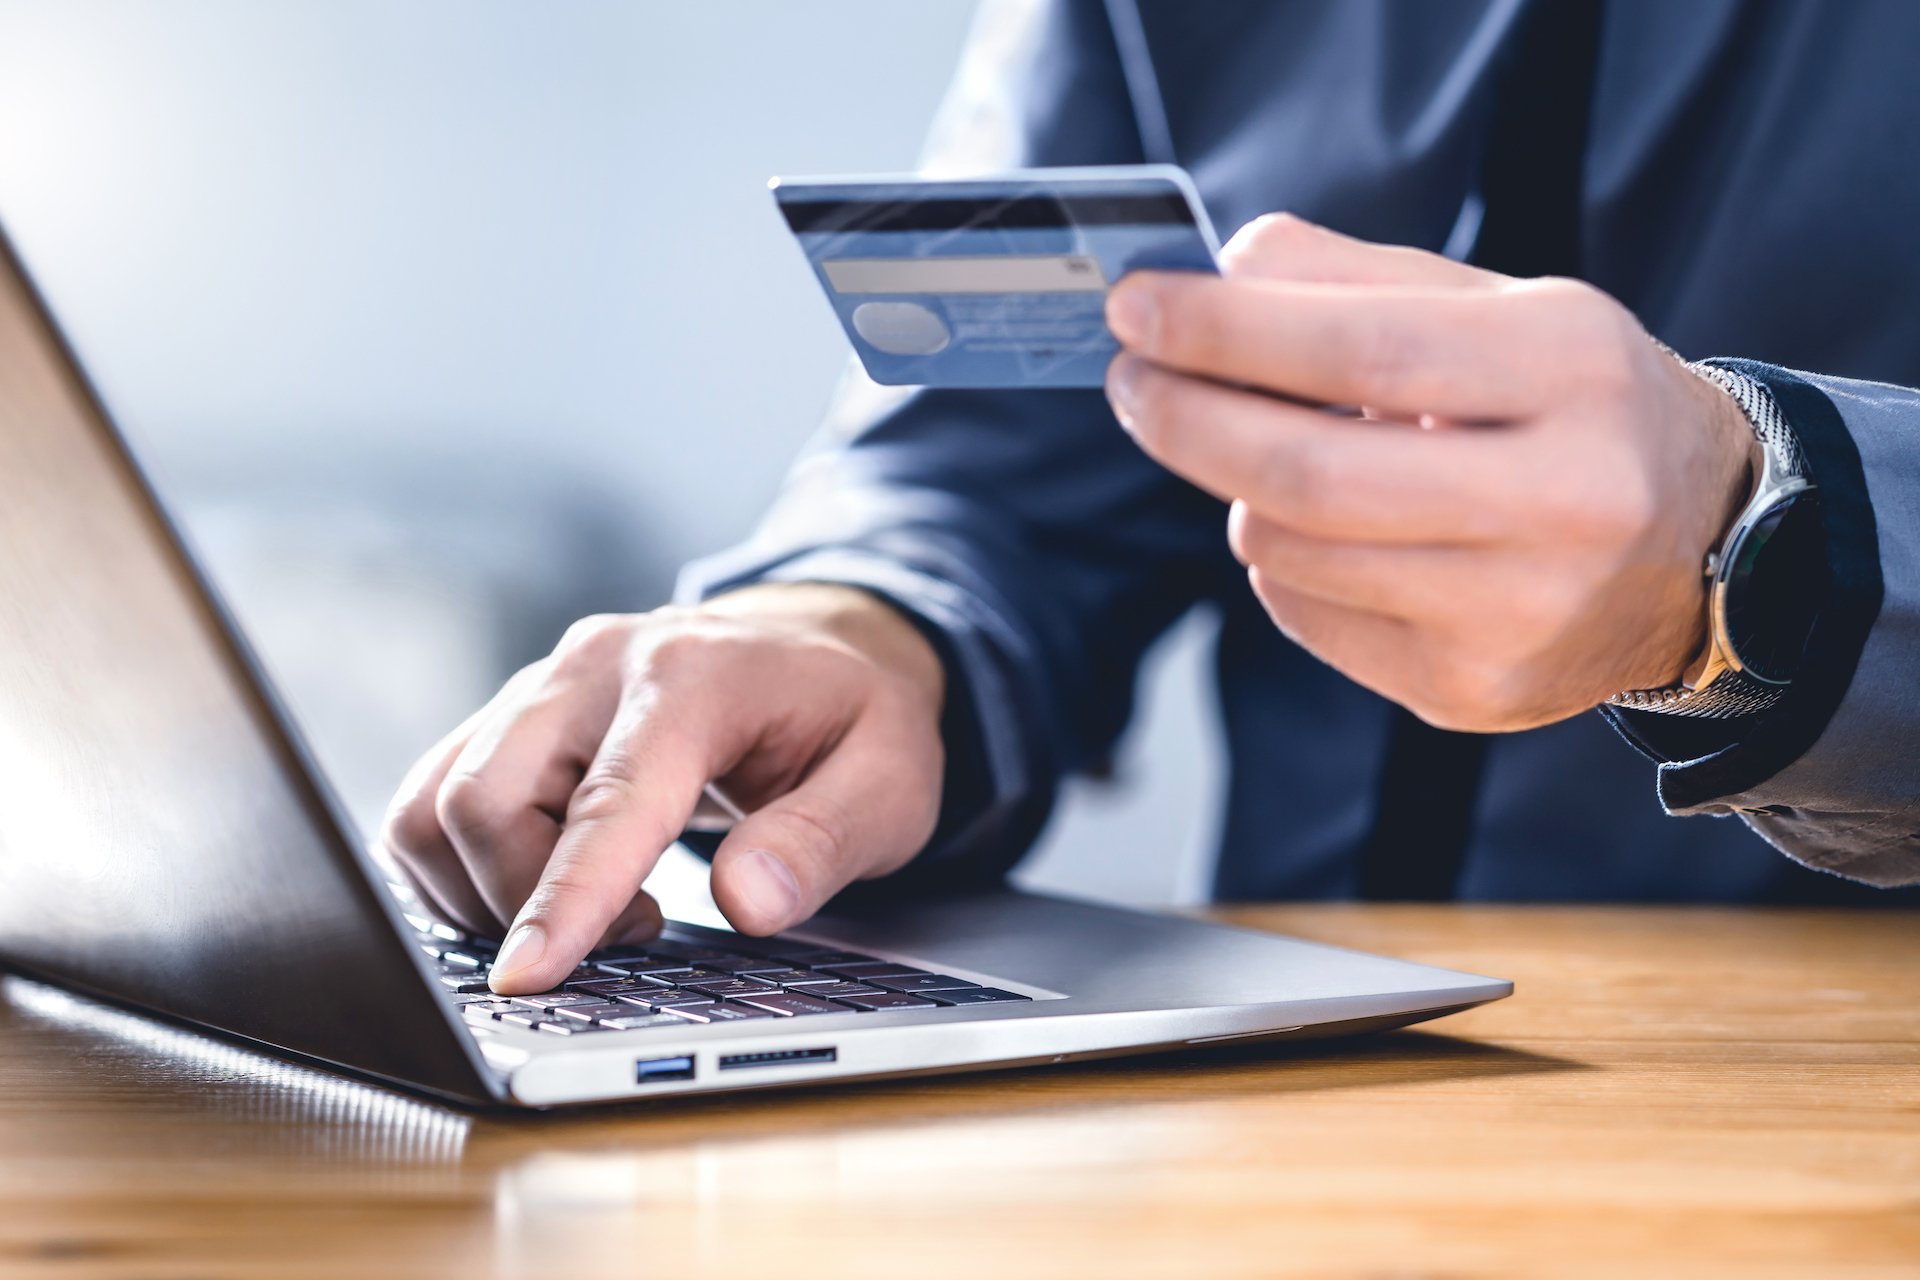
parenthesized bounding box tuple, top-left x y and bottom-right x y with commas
(0, 0, 1223, 907)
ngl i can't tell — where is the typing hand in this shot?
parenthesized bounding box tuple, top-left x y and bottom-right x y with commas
(380, 584, 946, 994)
(1104, 213, 1761, 733)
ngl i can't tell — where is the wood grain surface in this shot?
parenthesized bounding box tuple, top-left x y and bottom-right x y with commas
(3, 905, 1915, 1279)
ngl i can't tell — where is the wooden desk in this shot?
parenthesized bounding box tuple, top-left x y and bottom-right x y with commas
(3, 906, 1915, 1278)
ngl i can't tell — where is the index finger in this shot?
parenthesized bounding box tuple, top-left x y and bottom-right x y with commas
(1109, 356, 1524, 544)
(487, 680, 727, 994)
(1106, 272, 1579, 420)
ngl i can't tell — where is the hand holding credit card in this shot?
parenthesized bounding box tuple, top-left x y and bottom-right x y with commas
(773, 166, 1220, 388)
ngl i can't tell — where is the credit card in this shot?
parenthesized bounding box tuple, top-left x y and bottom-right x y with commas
(772, 166, 1220, 388)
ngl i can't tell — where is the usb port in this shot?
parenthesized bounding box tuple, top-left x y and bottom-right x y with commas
(634, 1055, 696, 1084)
(718, 1047, 837, 1071)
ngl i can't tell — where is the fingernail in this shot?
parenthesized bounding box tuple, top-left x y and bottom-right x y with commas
(738, 849, 801, 930)
(1105, 279, 1159, 350)
(489, 921, 547, 988)
(1107, 355, 1143, 430)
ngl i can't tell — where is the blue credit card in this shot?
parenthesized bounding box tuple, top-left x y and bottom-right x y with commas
(772, 166, 1220, 388)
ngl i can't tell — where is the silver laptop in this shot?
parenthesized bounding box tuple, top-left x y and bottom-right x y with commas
(0, 225, 1511, 1109)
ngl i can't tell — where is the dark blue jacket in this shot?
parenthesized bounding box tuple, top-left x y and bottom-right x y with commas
(684, 0, 1920, 902)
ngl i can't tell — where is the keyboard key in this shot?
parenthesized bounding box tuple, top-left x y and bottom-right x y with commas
(819, 963, 926, 981)
(583, 959, 683, 982)
(664, 1001, 778, 1023)
(536, 1019, 603, 1035)
(785, 980, 885, 999)
(599, 989, 715, 1011)
(867, 974, 981, 994)
(643, 940, 732, 962)
(678, 976, 780, 999)
(926, 987, 1032, 1006)
(449, 992, 499, 1005)
(438, 950, 490, 970)
(569, 978, 668, 1000)
(681, 955, 768, 975)
(735, 992, 843, 1017)
(726, 959, 803, 975)
(588, 960, 646, 977)
(833, 991, 939, 1012)
(498, 1010, 554, 1029)
(774, 949, 878, 968)
(637, 992, 717, 1009)
(613, 962, 702, 980)
(587, 945, 655, 962)
(438, 975, 492, 994)
(553, 1002, 629, 1023)
(462, 1000, 518, 1020)
(732, 968, 826, 987)
(511, 993, 606, 1011)
(597, 1013, 690, 1031)
(661, 928, 770, 951)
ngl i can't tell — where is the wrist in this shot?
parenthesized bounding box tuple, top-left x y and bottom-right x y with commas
(1609, 361, 1819, 718)
(1658, 364, 1769, 688)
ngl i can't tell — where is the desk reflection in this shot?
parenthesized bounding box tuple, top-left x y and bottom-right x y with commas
(1, 975, 470, 1166)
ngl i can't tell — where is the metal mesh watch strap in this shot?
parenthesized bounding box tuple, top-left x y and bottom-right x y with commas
(1603, 362, 1807, 720)
(1606, 668, 1787, 719)
(1696, 362, 1807, 481)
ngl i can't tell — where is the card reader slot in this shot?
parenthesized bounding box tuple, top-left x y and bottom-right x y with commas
(718, 1047, 837, 1071)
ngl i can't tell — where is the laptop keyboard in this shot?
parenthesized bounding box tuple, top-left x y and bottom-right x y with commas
(407, 916, 1032, 1039)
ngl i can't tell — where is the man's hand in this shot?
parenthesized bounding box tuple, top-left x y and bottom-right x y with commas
(380, 584, 945, 994)
(1104, 213, 1762, 733)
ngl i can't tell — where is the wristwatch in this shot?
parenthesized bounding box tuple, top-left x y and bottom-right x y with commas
(1606, 363, 1824, 719)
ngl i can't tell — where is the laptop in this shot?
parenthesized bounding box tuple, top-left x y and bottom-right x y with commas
(0, 224, 1511, 1109)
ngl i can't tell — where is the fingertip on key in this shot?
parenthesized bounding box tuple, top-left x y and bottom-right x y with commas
(487, 921, 548, 994)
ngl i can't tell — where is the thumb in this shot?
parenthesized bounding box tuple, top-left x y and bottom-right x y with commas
(1221, 211, 1497, 289)
(707, 713, 941, 935)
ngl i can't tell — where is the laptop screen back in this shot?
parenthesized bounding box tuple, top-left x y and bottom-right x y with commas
(0, 227, 490, 1103)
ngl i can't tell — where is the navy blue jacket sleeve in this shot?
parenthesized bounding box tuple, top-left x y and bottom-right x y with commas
(677, 0, 1230, 883)
(1605, 362, 1920, 887)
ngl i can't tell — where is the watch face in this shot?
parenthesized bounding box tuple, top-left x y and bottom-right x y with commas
(1722, 487, 1824, 684)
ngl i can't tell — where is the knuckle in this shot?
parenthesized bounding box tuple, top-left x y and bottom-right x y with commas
(1538, 279, 1640, 391)
(566, 770, 640, 829)
(552, 613, 631, 676)
(518, 872, 601, 929)
(1221, 212, 1306, 274)
(434, 773, 511, 842)
(557, 613, 625, 654)
(633, 624, 715, 681)
(780, 792, 855, 863)
(379, 793, 440, 862)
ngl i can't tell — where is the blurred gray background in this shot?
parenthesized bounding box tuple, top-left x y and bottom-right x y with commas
(0, 0, 1223, 908)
